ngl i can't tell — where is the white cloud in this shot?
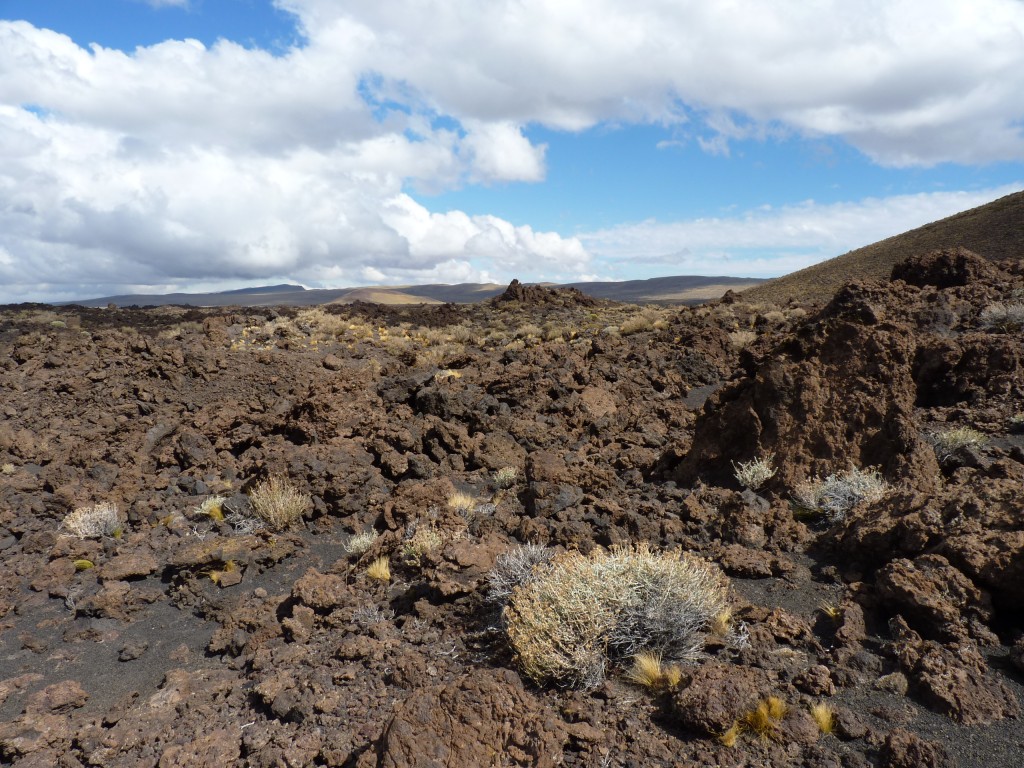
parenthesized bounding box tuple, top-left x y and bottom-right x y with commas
(1, 2, 1024, 301)
(580, 186, 1023, 278)
(270, 0, 1024, 165)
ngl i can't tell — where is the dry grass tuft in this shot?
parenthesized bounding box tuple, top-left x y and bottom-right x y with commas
(810, 702, 834, 734)
(503, 543, 730, 689)
(626, 651, 682, 690)
(248, 476, 310, 531)
(366, 556, 391, 582)
(61, 502, 123, 539)
(718, 722, 742, 748)
(447, 491, 477, 514)
(742, 696, 788, 741)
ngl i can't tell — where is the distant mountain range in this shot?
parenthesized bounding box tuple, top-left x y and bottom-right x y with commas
(58, 275, 767, 308)
(743, 189, 1024, 305)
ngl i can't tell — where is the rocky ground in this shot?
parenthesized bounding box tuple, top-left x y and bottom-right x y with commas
(0, 250, 1022, 767)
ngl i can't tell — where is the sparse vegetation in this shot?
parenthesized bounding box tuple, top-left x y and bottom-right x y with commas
(447, 491, 477, 514)
(1, 463, 15, 475)
(487, 543, 556, 605)
(60, 502, 123, 539)
(928, 425, 987, 460)
(492, 466, 519, 489)
(194, 495, 226, 522)
(401, 520, 445, 565)
(502, 543, 730, 689)
(345, 529, 379, 555)
(627, 651, 682, 690)
(247, 475, 310, 531)
(731, 452, 776, 490)
(728, 329, 757, 349)
(810, 702, 834, 735)
(1009, 413, 1024, 433)
(366, 556, 391, 582)
(792, 466, 890, 521)
(742, 696, 788, 741)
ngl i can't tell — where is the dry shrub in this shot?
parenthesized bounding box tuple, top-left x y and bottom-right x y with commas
(503, 543, 730, 689)
(731, 452, 776, 490)
(487, 543, 556, 605)
(248, 475, 310, 531)
(492, 466, 519, 489)
(792, 466, 889, 522)
(61, 502, 122, 539)
(928, 425, 986, 460)
(345, 530, 379, 555)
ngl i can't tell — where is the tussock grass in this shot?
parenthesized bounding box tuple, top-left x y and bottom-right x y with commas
(810, 702, 834, 734)
(248, 476, 310, 531)
(626, 651, 683, 690)
(366, 556, 391, 582)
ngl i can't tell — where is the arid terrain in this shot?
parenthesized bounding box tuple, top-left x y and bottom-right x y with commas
(1, 248, 1023, 767)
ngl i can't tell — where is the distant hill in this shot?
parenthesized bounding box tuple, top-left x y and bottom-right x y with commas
(56, 275, 765, 308)
(742, 189, 1024, 305)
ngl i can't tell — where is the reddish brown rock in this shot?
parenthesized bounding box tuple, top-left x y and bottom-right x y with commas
(370, 670, 566, 768)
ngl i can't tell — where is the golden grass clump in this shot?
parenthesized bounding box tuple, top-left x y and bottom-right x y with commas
(742, 696, 788, 741)
(503, 543, 730, 689)
(718, 722, 742, 748)
(447, 491, 477, 514)
(627, 651, 682, 690)
(366, 556, 391, 582)
(60, 502, 123, 539)
(709, 607, 733, 638)
(810, 702, 834, 734)
(248, 476, 310, 531)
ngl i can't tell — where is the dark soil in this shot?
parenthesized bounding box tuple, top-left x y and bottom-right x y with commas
(1, 254, 1022, 767)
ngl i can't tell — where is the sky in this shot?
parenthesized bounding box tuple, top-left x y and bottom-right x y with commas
(1, 0, 1023, 303)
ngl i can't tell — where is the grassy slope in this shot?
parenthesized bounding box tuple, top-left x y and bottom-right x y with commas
(742, 190, 1024, 305)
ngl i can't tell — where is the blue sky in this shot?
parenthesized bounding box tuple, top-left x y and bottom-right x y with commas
(1, 0, 1022, 302)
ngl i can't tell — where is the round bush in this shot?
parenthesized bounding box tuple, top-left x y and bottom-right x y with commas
(503, 543, 730, 689)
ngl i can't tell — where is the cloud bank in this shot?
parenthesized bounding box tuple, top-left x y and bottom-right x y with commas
(1, 1, 1023, 301)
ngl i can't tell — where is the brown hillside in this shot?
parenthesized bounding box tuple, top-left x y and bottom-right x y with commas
(742, 189, 1024, 305)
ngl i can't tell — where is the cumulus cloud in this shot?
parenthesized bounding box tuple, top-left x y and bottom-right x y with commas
(1, 2, 1023, 301)
(580, 186, 1024, 278)
(288, 0, 1024, 165)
